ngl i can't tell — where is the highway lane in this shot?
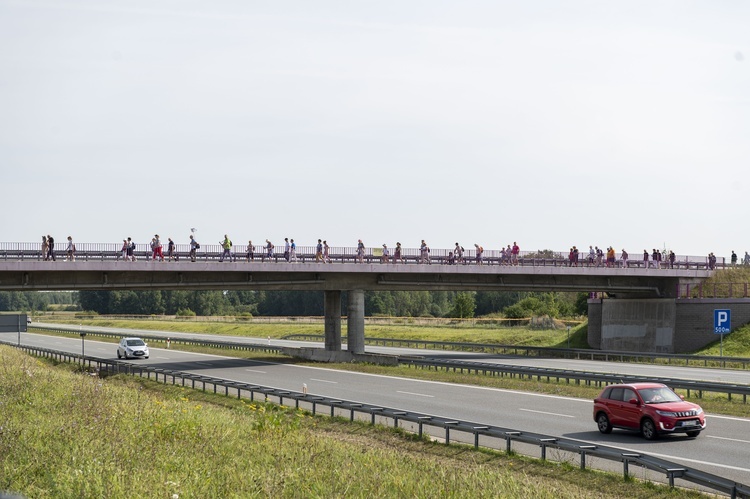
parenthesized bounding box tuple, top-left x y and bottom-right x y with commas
(8, 330, 750, 487)
(33, 323, 750, 385)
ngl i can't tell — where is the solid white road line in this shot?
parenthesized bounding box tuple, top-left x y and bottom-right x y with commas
(396, 391, 434, 398)
(245, 369, 267, 374)
(310, 378, 338, 384)
(707, 435, 750, 444)
(519, 408, 575, 418)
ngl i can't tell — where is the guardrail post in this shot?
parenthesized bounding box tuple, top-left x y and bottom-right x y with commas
(418, 416, 431, 438)
(622, 453, 640, 479)
(666, 468, 686, 488)
(473, 426, 488, 449)
(505, 431, 521, 454)
(393, 411, 407, 429)
(444, 421, 458, 444)
(370, 408, 383, 425)
(539, 438, 556, 460)
(579, 445, 596, 470)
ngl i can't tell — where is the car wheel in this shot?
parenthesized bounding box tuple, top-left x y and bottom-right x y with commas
(686, 430, 700, 438)
(596, 413, 612, 434)
(641, 418, 658, 440)
(145, 356, 149, 359)
(117, 350, 121, 359)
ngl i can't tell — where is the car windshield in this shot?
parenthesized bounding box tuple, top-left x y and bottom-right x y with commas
(638, 387, 682, 404)
(126, 339, 145, 347)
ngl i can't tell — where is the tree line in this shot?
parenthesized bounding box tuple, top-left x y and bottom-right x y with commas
(0, 290, 587, 319)
(0, 290, 587, 318)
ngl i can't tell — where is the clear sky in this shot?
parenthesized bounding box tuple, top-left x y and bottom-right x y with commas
(2, 1, 748, 257)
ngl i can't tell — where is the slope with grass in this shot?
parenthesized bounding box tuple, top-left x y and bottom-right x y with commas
(0, 346, 705, 498)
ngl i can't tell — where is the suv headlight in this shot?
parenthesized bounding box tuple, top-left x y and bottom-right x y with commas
(655, 410, 679, 417)
(655, 408, 703, 417)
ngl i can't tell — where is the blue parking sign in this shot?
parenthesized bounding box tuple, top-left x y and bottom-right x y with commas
(714, 309, 731, 334)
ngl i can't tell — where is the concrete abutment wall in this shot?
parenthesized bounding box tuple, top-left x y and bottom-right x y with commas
(588, 298, 750, 353)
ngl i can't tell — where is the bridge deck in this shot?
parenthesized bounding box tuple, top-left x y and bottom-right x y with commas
(0, 259, 711, 295)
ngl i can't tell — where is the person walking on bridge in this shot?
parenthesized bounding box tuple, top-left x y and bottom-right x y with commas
(47, 234, 55, 261)
(127, 237, 136, 261)
(474, 244, 484, 265)
(220, 235, 233, 262)
(356, 239, 365, 263)
(265, 239, 274, 261)
(323, 240, 331, 263)
(455, 243, 465, 264)
(42, 236, 49, 261)
(65, 236, 76, 262)
(167, 238, 176, 262)
(419, 240, 430, 264)
(152, 235, 164, 261)
(315, 239, 323, 262)
(606, 246, 615, 267)
(246, 241, 254, 262)
(621, 249, 628, 268)
(393, 242, 403, 264)
(284, 238, 290, 262)
(189, 234, 199, 262)
(511, 242, 519, 265)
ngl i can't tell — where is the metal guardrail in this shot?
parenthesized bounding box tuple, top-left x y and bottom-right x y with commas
(283, 334, 750, 370)
(30, 325, 284, 355)
(399, 357, 750, 403)
(2, 339, 748, 498)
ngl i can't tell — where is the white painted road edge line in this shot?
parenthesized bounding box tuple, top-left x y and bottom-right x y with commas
(309, 378, 338, 384)
(519, 408, 575, 418)
(396, 391, 434, 398)
(245, 369, 267, 374)
(707, 435, 750, 444)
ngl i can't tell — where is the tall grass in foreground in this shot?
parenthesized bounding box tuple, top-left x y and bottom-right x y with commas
(0, 347, 699, 499)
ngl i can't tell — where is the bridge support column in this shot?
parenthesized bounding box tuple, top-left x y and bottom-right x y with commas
(347, 289, 365, 354)
(324, 290, 341, 351)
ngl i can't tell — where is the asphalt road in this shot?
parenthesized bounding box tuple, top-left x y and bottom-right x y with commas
(6, 328, 750, 488)
(32, 322, 750, 384)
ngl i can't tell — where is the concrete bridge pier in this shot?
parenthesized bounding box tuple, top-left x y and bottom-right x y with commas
(324, 290, 341, 351)
(347, 289, 365, 354)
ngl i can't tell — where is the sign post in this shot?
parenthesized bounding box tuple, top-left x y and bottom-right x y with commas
(0, 314, 28, 345)
(714, 309, 731, 357)
(79, 324, 86, 364)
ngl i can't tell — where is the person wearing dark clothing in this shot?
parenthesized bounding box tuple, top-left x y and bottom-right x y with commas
(47, 235, 56, 261)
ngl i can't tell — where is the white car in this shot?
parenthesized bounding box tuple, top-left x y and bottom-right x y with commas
(117, 337, 150, 359)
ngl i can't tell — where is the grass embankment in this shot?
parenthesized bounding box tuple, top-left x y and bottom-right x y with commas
(38, 318, 592, 349)
(0, 346, 704, 499)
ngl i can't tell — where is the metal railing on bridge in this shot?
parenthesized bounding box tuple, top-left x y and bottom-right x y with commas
(0, 242, 725, 270)
(1, 339, 747, 498)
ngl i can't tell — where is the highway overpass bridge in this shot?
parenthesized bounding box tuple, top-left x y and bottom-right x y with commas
(0, 257, 723, 358)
